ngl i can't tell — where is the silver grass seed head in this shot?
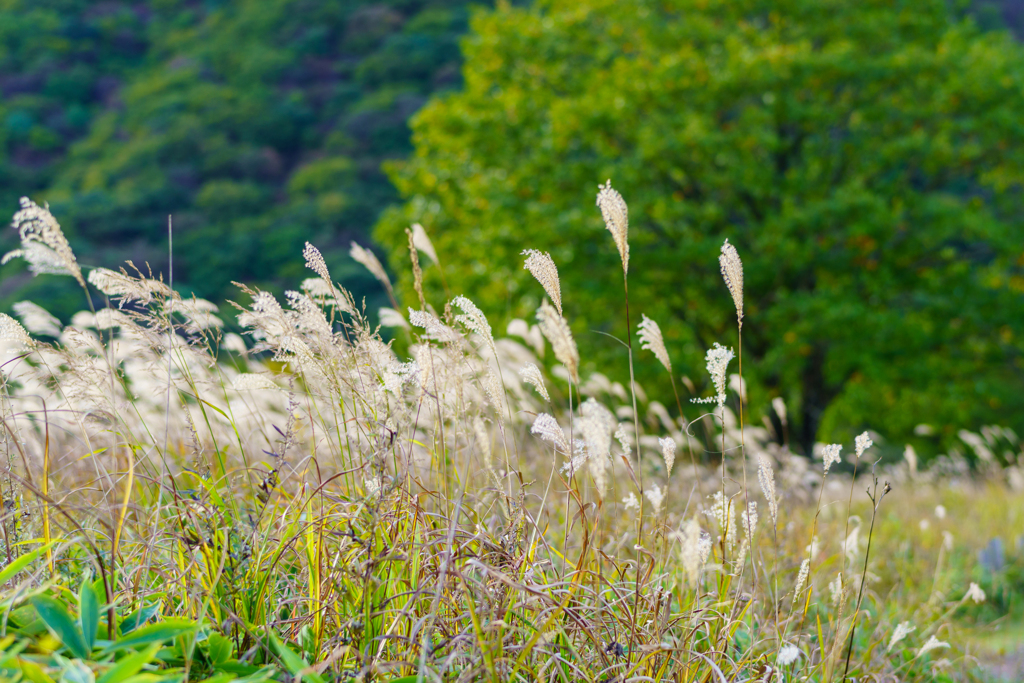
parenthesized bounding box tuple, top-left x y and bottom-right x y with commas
(411, 223, 439, 265)
(793, 558, 810, 598)
(645, 485, 665, 516)
(520, 362, 550, 403)
(350, 242, 391, 289)
(692, 342, 734, 410)
(638, 314, 671, 373)
(719, 239, 744, 327)
(917, 636, 950, 658)
(303, 241, 331, 282)
(531, 413, 570, 455)
(536, 300, 578, 383)
(0, 313, 34, 351)
(408, 308, 460, 344)
(596, 180, 629, 273)
(659, 436, 677, 477)
(13, 301, 61, 337)
(6, 197, 84, 287)
(452, 295, 495, 354)
(757, 454, 778, 525)
(522, 249, 562, 316)
(887, 622, 915, 653)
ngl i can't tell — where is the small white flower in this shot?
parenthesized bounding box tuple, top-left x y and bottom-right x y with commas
(644, 485, 665, 515)
(622, 492, 640, 511)
(777, 643, 800, 666)
(934, 505, 947, 519)
(965, 582, 986, 604)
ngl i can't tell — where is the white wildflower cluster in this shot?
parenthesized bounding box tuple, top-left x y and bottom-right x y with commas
(622, 492, 640, 511)
(777, 644, 800, 666)
(645, 485, 665, 515)
(965, 582, 986, 603)
(855, 431, 873, 458)
(692, 343, 734, 410)
(822, 443, 843, 474)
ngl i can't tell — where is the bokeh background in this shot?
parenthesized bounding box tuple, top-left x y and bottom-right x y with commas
(3, 0, 1024, 462)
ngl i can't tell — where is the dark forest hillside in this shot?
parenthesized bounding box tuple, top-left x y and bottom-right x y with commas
(0, 0, 485, 316)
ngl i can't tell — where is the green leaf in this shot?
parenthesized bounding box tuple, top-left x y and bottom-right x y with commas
(29, 595, 88, 659)
(105, 620, 196, 654)
(119, 603, 162, 635)
(268, 633, 325, 683)
(97, 643, 162, 683)
(205, 632, 233, 667)
(79, 574, 100, 651)
(17, 657, 56, 683)
(0, 541, 60, 585)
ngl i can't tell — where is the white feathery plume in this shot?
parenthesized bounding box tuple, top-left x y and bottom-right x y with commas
(452, 296, 495, 353)
(638, 314, 671, 373)
(378, 308, 409, 329)
(531, 413, 570, 454)
(719, 239, 743, 327)
(916, 636, 950, 658)
(408, 308, 460, 344)
(758, 455, 778, 525)
(0, 313, 33, 351)
(536, 300, 578, 383)
(473, 416, 492, 471)
(622, 492, 640, 511)
(615, 424, 632, 458)
(596, 180, 629, 273)
(350, 242, 391, 289)
(793, 559, 810, 599)
(772, 396, 787, 425)
(233, 374, 280, 391)
(522, 250, 562, 316)
(13, 301, 61, 337)
(887, 622, 916, 652)
(411, 223, 439, 264)
(829, 573, 844, 607)
(678, 518, 705, 586)
(4, 197, 84, 286)
(88, 267, 171, 307)
(645, 485, 665, 515)
(659, 436, 677, 477)
(692, 342, 734, 410)
(965, 582, 986, 603)
(520, 363, 550, 402)
(482, 370, 505, 424)
(855, 431, 873, 458)
(303, 241, 331, 281)
(822, 443, 843, 474)
(777, 644, 800, 666)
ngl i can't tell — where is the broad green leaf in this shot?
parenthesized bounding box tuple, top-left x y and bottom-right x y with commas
(80, 574, 100, 651)
(29, 595, 88, 659)
(0, 541, 60, 585)
(97, 643, 162, 683)
(17, 657, 56, 683)
(268, 633, 325, 683)
(105, 620, 197, 654)
(205, 632, 233, 667)
(119, 603, 162, 636)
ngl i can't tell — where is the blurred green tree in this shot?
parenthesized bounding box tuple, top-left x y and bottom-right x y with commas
(377, 0, 1024, 454)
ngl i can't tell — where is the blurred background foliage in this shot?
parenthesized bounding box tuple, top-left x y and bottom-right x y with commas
(2, 0, 1024, 455)
(376, 0, 1024, 455)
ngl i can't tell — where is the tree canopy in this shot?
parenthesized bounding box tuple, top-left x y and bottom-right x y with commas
(376, 0, 1024, 454)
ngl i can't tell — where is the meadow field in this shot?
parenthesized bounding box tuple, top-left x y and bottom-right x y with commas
(0, 192, 1020, 683)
